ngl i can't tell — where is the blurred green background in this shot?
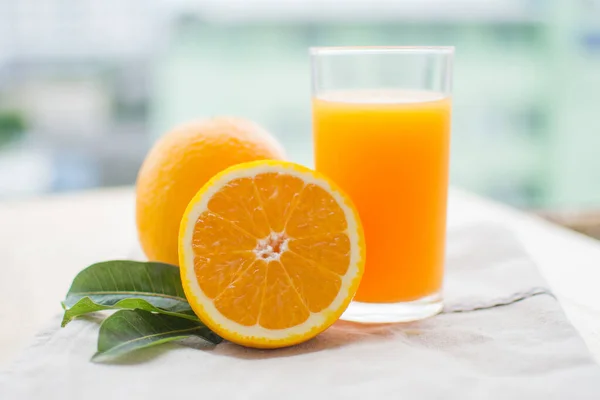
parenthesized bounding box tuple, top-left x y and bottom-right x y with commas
(1, 0, 600, 209)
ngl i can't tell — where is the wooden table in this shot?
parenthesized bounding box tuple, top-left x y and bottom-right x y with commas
(2, 188, 600, 367)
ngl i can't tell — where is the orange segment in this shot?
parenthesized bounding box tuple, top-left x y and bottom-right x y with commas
(287, 233, 351, 275)
(192, 212, 256, 255)
(286, 184, 348, 238)
(207, 177, 271, 238)
(179, 160, 365, 349)
(280, 252, 341, 313)
(213, 260, 267, 327)
(258, 261, 310, 330)
(194, 251, 256, 299)
(254, 173, 305, 232)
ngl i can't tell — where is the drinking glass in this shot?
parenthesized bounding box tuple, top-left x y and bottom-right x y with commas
(310, 46, 454, 323)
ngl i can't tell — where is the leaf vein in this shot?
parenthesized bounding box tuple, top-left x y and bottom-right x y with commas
(102, 326, 209, 353)
(70, 291, 187, 302)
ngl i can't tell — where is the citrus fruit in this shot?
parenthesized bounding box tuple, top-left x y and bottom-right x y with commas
(179, 160, 365, 348)
(136, 117, 285, 265)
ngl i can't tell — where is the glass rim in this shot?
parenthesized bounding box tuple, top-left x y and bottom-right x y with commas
(309, 46, 455, 56)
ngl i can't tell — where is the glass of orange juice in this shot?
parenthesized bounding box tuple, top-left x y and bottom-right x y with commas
(310, 46, 453, 323)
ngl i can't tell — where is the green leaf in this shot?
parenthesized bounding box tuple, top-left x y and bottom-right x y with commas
(62, 260, 192, 325)
(61, 297, 199, 327)
(92, 309, 222, 362)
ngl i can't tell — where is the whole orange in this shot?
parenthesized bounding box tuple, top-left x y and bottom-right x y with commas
(135, 117, 285, 265)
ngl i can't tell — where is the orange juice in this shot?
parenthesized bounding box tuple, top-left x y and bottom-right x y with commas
(313, 90, 451, 303)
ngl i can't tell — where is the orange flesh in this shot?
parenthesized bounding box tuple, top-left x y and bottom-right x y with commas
(191, 174, 351, 329)
(313, 90, 451, 303)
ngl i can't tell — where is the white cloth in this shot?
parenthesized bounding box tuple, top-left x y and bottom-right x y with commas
(1, 224, 599, 399)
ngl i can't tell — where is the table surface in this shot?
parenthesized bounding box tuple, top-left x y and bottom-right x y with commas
(2, 187, 600, 368)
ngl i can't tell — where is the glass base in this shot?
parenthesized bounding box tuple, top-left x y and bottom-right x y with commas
(341, 293, 443, 323)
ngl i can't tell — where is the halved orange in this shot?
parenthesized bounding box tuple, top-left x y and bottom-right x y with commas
(179, 160, 365, 348)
